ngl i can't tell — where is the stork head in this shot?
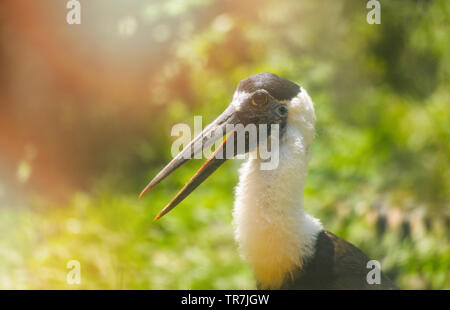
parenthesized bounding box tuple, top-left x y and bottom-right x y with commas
(140, 72, 310, 220)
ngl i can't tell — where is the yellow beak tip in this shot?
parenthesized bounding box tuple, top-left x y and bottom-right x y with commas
(153, 214, 162, 222)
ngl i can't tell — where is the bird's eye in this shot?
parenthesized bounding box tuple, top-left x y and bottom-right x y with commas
(251, 91, 268, 106)
(277, 105, 288, 116)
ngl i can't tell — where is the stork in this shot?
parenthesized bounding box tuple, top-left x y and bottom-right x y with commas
(140, 72, 398, 290)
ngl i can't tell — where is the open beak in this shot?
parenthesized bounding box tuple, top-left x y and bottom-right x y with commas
(139, 104, 240, 221)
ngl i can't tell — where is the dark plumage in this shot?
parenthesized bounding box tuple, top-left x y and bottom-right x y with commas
(276, 231, 398, 290)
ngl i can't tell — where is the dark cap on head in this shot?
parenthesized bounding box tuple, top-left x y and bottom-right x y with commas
(237, 72, 301, 101)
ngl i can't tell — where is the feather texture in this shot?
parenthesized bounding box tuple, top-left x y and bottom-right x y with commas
(233, 88, 323, 289)
(233, 87, 397, 289)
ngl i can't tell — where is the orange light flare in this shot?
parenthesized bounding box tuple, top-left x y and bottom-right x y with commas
(1, 1, 161, 103)
(0, 1, 171, 202)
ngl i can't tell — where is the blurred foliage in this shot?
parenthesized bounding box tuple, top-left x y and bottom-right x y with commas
(0, 0, 449, 289)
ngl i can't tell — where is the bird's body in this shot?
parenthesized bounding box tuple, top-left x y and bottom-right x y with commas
(141, 72, 398, 290)
(278, 230, 397, 290)
(233, 87, 322, 289)
(233, 86, 397, 289)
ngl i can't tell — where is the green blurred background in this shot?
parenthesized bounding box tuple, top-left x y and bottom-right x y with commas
(0, 0, 448, 289)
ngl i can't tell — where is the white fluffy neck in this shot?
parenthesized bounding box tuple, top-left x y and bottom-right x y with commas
(232, 88, 323, 289)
